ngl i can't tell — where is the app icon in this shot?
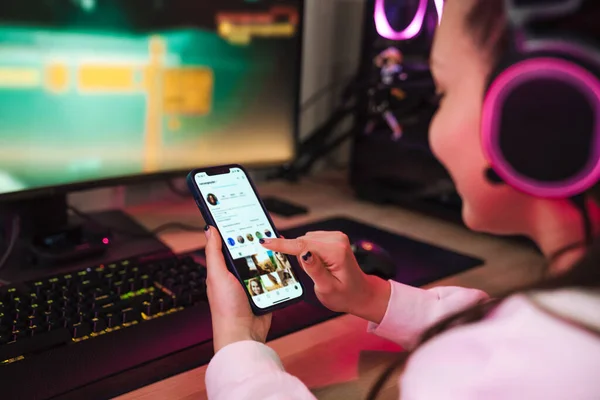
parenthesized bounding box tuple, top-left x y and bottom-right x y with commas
(227, 238, 235, 246)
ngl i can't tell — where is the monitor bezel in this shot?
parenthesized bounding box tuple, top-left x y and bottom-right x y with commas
(0, 0, 305, 202)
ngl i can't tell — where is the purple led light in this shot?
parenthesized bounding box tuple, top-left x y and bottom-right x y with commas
(374, 0, 429, 41)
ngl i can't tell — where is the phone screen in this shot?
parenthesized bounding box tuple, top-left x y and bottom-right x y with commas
(194, 167, 303, 309)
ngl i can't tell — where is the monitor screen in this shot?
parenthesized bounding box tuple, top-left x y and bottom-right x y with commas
(0, 0, 302, 196)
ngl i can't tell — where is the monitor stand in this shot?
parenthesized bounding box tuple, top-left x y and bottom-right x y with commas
(0, 194, 170, 284)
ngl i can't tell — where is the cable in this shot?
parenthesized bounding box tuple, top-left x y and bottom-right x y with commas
(300, 75, 356, 113)
(0, 215, 20, 273)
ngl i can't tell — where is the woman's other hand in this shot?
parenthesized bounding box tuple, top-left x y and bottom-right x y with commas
(261, 231, 391, 324)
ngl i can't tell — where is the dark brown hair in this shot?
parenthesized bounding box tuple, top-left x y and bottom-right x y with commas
(366, 1, 600, 398)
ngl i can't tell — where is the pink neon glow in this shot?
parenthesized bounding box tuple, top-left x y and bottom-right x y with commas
(374, 0, 429, 41)
(102, 238, 110, 245)
(481, 58, 600, 199)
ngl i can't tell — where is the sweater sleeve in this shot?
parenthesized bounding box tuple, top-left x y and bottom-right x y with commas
(205, 341, 317, 400)
(368, 280, 489, 349)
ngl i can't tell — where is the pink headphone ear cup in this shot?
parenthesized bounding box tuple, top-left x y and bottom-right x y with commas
(482, 57, 600, 199)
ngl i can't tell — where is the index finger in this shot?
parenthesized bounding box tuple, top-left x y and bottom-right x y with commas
(260, 237, 308, 256)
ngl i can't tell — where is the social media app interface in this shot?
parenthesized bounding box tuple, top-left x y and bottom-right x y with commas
(194, 168, 302, 309)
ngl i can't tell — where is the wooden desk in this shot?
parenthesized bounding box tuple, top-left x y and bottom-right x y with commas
(118, 175, 545, 400)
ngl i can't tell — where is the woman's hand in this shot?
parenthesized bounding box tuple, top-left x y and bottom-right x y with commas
(261, 231, 391, 324)
(204, 226, 272, 353)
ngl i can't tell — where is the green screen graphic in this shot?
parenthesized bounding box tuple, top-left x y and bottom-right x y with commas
(0, 0, 300, 193)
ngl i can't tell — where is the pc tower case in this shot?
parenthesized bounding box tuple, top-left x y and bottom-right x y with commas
(350, 0, 463, 223)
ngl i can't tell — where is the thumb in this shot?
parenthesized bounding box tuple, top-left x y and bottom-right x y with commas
(204, 226, 228, 279)
(299, 251, 336, 293)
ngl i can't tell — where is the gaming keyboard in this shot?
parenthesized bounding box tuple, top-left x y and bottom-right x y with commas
(0, 249, 340, 400)
(0, 253, 207, 357)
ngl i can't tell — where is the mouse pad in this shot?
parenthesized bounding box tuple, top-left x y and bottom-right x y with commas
(280, 217, 484, 288)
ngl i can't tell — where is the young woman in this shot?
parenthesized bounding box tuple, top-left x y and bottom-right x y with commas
(202, 0, 600, 398)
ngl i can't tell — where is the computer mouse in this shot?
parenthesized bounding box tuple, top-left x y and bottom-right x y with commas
(351, 239, 397, 280)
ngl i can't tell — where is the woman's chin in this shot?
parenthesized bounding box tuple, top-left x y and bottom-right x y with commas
(461, 202, 489, 233)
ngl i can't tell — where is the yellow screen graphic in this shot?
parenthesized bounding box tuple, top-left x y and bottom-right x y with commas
(78, 65, 139, 92)
(163, 68, 214, 115)
(216, 6, 299, 45)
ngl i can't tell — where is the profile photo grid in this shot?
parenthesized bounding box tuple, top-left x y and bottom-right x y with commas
(236, 250, 297, 298)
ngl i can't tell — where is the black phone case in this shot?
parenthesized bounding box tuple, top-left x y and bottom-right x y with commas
(186, 164, 305, 316)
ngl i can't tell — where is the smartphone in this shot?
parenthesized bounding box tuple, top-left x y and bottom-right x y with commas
(187, 164, 305, 315)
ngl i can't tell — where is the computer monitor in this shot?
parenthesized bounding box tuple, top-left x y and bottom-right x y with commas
(0, 0, 303, 199)
(0, 0, 304, 274)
